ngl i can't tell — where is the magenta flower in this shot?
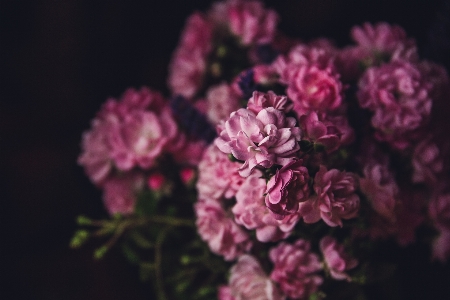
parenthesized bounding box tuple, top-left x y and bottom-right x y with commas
(359, 161, 398, 222)
(206, 83, 241, 124)
(299, 165, 360, 227)
(429, 193, 450, 231)
(411, 138, 443, 185)
(217, 285, 235, 300)
(196, 144, 245, 200)
(357, 60, 433, 150)
(298, 112, 341, 153)
(233, 172, 300, 242)
(178, 12, 212, 54)
(269, 239, 323, 299)
(432, 230, 450, 263)
(227, 254, 285, 300)
(247, 90, 293, 115)
(102, 173, 145, 216)
(265, 160, 310, 219)
(285, 64, 343, 115)
(168, 48, 207, 99)
(215, 105, 301, 177)
(227, 0, 278, 46)
(195, 199, 252, 261)
(320, 236, 358, 281)
(109, 109, 178, 171)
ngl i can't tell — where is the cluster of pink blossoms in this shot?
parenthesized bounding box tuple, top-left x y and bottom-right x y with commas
(79, 1, 450, 298)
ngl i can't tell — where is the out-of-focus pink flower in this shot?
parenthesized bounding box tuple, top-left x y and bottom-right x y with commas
(432, 229, 450, 263)
(298, 112, 341, 153)
(206, 83, 241, 124)
(168, 48, 206, 99)
(195, 199, 252, 261)
(359, 161, 398, 222)
(285, 65, 343, 115)
(299, 166, 360, 227)
(215, 106, 301, 177)
(351, 22, 417, 63)
(102, 173, 145, 215)
(78, 87, 168, 185)
(269, 239, 323, 299)
(320, 236, 358, 281)
(179, 12, 212, 54)
(179, 167, 196, 186)
(109, 109, 178, 170)
(168, 133, 207, 167)
(357, 60, 433, 150)
(78, 118, 114, 186)
(227, 0, 278, 46)
(429, 193, 450, 231)
(247, 90, 292, 114)
(265, 160, 310, 219)
(411, 138, 443, 185)
(228, 254, 285, 300)
(147, 173, 165, 191)
(218, 285, 235, 300)
(233, 172, 300, 242)
(196, 144, 245, 200)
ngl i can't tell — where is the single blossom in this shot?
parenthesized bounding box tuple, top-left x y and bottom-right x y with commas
(269, 239, 323, 299)
(320, 236, 358, 281)
(429, 193, 450, 231)
(411, 138, 443, 185)
(233, 172, 300, 242)
(195, 199, 252, 261)
(265, 160, 310, 219)
(432, 229, 450, 263)
(109, 109, 178, 171)
(215, 105, 301, 177)
(299, 165, 360, 227)
(206, 83, 241, 124)
(357, 60, 433, 150)
(227, 254, 285, 300)
(298, 112, 341, 153)
(197, 144, 245, 200)
(227, 0, 278, 46)
(247, 90, 293, 114)
(102, 173, 145, 216)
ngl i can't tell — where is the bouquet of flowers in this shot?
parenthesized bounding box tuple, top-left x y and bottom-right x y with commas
(72, 0, 450, 299)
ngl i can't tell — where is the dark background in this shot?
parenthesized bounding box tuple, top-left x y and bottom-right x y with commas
(2, 0, 449, 299)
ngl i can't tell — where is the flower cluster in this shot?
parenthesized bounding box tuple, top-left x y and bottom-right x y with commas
(76, 1, 450, 299)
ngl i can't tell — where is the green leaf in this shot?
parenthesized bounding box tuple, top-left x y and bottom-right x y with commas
(70, 230, 90, 248)
(76, 215, 92, 225)
(93, 245, 108, 260)
(130, 230, 154, 249)
(135, 191, 158, 216)
(121, 242, 140, 264)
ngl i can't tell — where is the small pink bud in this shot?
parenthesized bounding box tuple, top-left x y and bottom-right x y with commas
(147, 173, 165, 190)
(180, 167, 196, 185)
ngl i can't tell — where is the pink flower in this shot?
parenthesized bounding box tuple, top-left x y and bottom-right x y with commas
(320, 236, 358, 281)
(429, 193, 450, 231)
(233, 172, 300, 242)
(78, 87, 167, 185)
(359, 161, 398, 222)
(228, 254, 285, 300)
(218, 285, 235, 300)
(350, 22, 417, 63)
(215, 106, 301, 177)
(109, 108, 178, 170)
(227, 0, 278, 46)
(265, 160, 310, 219)
(299, 166, 360, 227)
(357, 60, 433, 150)
(147, 173, 165, 191)
(206, 83, 241, 124)
(168, 133, 207, 166)
(178, 12, 212, 54)
(269, 239, 323, 299)
(102, 173, 145, 215)
(179, 167, 196, 186)
(196, 144, 245, 200)
(411, 138, 443, 185)
(195, 199, 252, 261)
(432, 229, 450, 263)
(298, 112, 341, 153)
(247, 90, 293, 114)
(168, 48, 206, 99)
(78, 118, 114, 186)
(285, 64, 343, 115)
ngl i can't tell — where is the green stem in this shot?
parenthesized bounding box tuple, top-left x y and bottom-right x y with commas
(155, 226, 171, 300)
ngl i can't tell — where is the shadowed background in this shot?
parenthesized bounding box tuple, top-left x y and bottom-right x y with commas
(2, 0, 449, 299)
